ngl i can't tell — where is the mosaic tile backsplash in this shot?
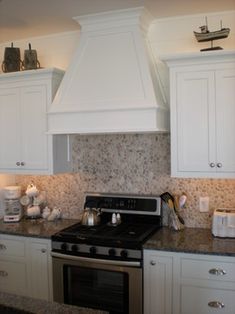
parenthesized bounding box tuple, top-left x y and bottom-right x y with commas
(16, 134, 235, 228)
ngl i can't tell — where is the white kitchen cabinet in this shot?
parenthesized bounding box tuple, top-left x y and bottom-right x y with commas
(0, 68, 71, 175)
(144, 250, 235, 314)
(144, 250, 173, 314)
(0, 235, 28, 296)
(29, 238, 52, 301)
(161, 50, 235, 178)
(0, 234, 52, 301)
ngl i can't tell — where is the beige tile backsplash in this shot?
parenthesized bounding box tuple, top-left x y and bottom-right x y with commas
(16, 134, 235, 228)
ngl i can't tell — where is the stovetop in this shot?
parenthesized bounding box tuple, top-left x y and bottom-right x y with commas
(51, 193, 162, 261)
(52, 221, 160, 249)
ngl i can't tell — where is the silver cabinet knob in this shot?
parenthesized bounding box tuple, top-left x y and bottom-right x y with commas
(150, 260, 156, 266)
(209, 162, 215, 168)
(208, 301, 225, 308)
(20, 162, 25, 166)
(217, 163, 222, 168)
(209, 268, 226, 276)
(41, 248, 47, 253)
(16, 161, 20, 166)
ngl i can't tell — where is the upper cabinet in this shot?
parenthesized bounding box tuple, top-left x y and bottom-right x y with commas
(162, 50, 235, 178)
(0, 68, 71, 175)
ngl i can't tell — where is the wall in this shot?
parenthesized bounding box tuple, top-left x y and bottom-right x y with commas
(1, 10, 234, 229)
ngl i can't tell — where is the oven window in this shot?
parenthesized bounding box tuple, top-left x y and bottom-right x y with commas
(64, 265, 129, 314)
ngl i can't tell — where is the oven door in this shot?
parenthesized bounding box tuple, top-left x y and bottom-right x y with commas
(52, 252, 142, 314)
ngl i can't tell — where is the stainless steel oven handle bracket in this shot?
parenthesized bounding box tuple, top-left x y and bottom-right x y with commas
(51, 252, 141, 267)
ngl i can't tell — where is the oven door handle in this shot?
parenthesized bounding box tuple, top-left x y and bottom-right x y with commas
(51, 251, 141, 267)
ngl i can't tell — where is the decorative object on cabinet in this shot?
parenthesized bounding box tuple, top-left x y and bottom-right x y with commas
(22, 43, 40, 70)
(1, 43, 22, 73)
(0, 68, 71, 175)
(161, 50, 235, 178)
(194, 17, 230, 51)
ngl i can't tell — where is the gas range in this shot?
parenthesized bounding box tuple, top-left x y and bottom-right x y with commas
(51, 193, 162, 262)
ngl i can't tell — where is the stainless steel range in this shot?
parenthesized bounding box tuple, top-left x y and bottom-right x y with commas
(51, 193, 162, 314)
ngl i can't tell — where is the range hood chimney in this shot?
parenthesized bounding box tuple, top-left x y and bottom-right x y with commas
(48, 7, 169, 134)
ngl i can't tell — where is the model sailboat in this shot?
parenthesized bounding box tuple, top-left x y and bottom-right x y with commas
(194, 17, 230, 51)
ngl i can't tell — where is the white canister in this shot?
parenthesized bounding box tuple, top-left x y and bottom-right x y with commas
(3, 186, 21, 199)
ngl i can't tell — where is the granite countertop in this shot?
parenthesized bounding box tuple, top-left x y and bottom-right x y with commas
(0, 292, 108, 314)
(0, 217, 79, 238)
(144, 227, 235, 256)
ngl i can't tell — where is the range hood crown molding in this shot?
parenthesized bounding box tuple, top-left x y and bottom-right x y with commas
(48, 7, 169, 135)
(73, 7, 153, 33)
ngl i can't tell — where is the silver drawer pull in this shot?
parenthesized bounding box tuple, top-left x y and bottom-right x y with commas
(209, 268, 226, 276)
(41, 248, 47, 253)
(150, 260, 156, 266)
(0, 270, 8, 277)
(208, 301, 225, 309)
(0, 244, 6, 250)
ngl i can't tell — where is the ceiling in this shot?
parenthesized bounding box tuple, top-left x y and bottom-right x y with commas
(0, 0, 235, 44)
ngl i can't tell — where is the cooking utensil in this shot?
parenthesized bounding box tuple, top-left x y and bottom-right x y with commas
(160, 192, 185, 225)
(179, 194, 187, 209)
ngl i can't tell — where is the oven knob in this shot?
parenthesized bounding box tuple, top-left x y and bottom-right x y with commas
(61, 243, 67, 251)
(90, 246, 97, 255)
(108, 248, 116, 256)
(71, 244, 79, 252)
(120, 250, 128, 258)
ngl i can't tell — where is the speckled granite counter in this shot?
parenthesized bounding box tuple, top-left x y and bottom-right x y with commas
(0, 292, 108, 314)
(0, 218, 79, 238)
(144, 227, 235, 256)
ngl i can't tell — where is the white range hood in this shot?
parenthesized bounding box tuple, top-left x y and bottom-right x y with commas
(48, 7, 169, 134)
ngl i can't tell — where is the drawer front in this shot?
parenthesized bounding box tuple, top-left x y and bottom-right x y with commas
(0, 260, 28, 295)
(0, 238, 25, 257)
(181, 258, 235, 282)
(181, 285, 235, 314)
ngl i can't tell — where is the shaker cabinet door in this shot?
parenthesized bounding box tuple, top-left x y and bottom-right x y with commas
(174, 70, 216, 173)
(0, 88, 21, 170)
(215, 68, 235, 173)
(20, 85, 48, 171)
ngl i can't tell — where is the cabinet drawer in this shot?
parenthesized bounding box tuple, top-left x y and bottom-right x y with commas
(0, 238, 25, 257)
(0, 260, 28, 295)
(181, 258, 235, 282)
(181, 285, 235, 314)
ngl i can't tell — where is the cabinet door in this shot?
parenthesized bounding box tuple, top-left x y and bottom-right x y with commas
(0, 260, 28, 296)
(172, 71, 216, 174)
(216, 68, 235, 173)
(20, 85, 48, 171)
(0, 88, 21, 169)
(144, 251, 173, 314)
(29, 240, 51, 300)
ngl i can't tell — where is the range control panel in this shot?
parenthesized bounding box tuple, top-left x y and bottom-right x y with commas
(84, 193, 161, 215)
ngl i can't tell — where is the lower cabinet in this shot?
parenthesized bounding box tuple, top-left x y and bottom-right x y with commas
(144, 250, 235, 314)
(0, 234, 52, 301)
(144, 251, 173, 314)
